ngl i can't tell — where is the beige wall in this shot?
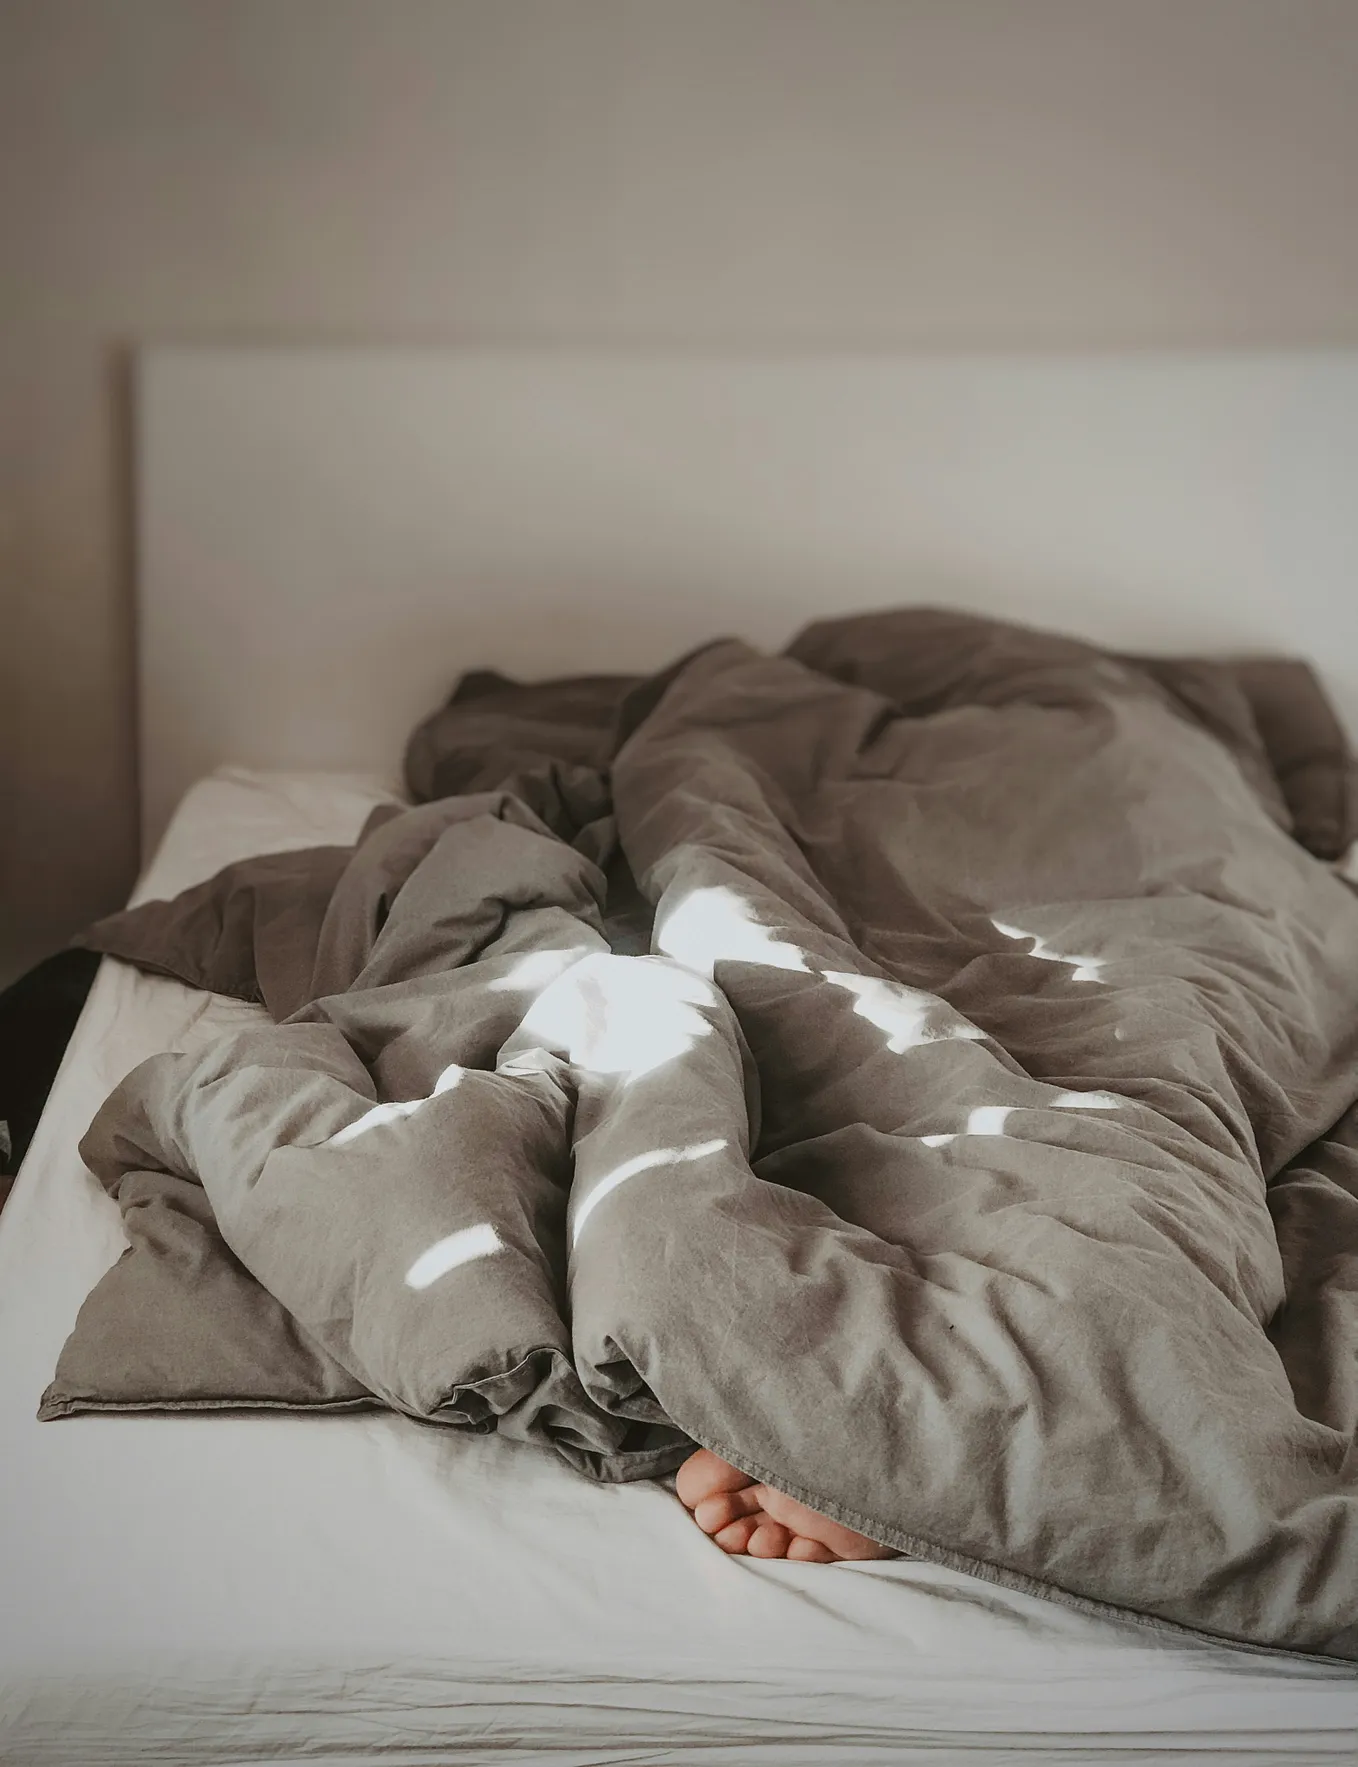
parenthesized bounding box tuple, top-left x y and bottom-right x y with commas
(3, 0, 1358, 986)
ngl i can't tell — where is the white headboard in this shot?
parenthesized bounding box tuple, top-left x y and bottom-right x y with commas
(138, 347, 1358, 857)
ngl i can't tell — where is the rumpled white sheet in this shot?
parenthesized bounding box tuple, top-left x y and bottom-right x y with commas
(1, 768, 1354, 1766)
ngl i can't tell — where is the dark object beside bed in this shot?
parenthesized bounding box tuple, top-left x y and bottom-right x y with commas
(0, 948, 101, 1184)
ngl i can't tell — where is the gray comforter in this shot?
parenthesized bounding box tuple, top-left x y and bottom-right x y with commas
(45, 610, 1358, 1661)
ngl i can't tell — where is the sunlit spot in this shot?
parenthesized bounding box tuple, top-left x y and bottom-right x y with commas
(993, 919, 1105, 984)
(657, 887, 809, 980)
(967, 1105, 1013, 1136)
(329, 1064, 465, 1146)
(486, 949, 591, 993)
(572, 1140, 727, 1246)
(921, 1103, 1012, 1148)
(920, 1094, 1121, 1152)
(404, 1222, 505, 1290)
(519, 955, 716, 1081)
(822, 972, 985, 1052)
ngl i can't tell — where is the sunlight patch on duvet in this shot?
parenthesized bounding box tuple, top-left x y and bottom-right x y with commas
(405, 1222, 505, 1290)
(822, 972, 985, 1052)
(992, 919, 1105, 984)
(922, 1103, 1014, 1148)
(329, 1064, 465, 1146)
(486, 948, 591, 994)
(572, 1139, 727, 1247)
(657, 886, 809, 980)
(921, 1095, 1120, 1150)
(519, 955, 716, 1081)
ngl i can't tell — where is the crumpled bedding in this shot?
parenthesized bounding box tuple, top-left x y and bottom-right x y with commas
(46, 609, 1358, 1661)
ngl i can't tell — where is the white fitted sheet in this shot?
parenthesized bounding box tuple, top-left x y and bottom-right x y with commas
(2, 768, 1355, 1766)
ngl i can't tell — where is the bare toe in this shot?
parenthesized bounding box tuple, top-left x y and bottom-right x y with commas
(677, 1449, 898, 1566)
(693, 1485, 763, 1536)
(677, 1449, 758, 1511)
(755, 1484, 898, 1562)
(714, 1515, 760, 1554)
(747, 1519, 794, 1558)
(786, 1535, 839, 1563)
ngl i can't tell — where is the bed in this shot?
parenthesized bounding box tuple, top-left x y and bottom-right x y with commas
(3, 350, 1358, 1764)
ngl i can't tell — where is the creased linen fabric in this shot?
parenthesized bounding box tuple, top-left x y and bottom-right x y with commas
(45, 609, 1358, 1660)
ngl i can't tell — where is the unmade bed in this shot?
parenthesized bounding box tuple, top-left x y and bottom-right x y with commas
(4, 349, 1358, 1764)
(2, 765, 1355, 1766)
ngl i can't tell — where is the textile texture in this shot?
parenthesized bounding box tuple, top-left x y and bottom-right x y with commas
(48, 610, 1358, 1661)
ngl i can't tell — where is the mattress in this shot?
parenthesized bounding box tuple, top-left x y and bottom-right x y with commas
(2, 767, 1355, 1767)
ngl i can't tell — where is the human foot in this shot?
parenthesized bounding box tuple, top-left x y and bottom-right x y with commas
(676, 1448, 899, 1564)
